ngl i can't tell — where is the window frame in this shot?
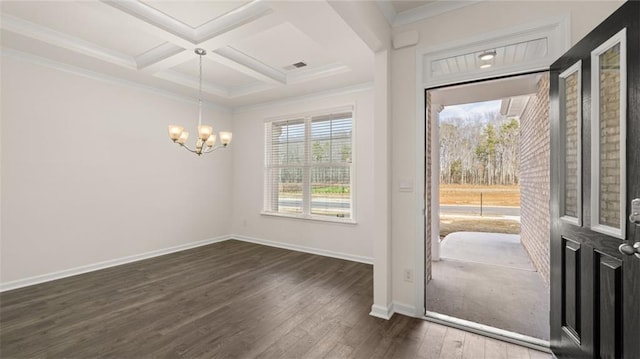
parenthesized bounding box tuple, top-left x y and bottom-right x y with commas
(262, 105, 356, 224)
(559, 60, 582, 226)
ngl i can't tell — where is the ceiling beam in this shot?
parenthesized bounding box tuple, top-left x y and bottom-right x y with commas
(193, 0, 273, 43)
(101, 0, 196, 43)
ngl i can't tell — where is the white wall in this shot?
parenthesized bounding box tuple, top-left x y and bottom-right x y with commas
(389, 1, 624, 311)
(1, 1, 624, 311)
(230, 87, 375, 262)
(0, 56, 233, 284)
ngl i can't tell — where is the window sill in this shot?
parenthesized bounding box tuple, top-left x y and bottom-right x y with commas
(260, 211, 357, 225)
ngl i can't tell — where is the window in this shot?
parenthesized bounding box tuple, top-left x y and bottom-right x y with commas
(559, 60, 582, 226)
(264, 108, 354, 222)
(590, 28, 626, 239)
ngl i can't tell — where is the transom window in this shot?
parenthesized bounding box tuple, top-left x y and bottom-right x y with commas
(263, 108, 354, 222)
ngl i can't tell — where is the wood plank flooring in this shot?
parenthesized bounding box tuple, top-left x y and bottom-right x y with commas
(0, 240, 551, 358)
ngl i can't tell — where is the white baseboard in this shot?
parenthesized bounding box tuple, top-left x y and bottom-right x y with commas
(230, 234, 374, 265)
(369, 301, 421, 320)
(1, 234, 374, 292)
(393, 301, 421, 318)
(0, 235, 232, 292)
(370, 303, 394, 320)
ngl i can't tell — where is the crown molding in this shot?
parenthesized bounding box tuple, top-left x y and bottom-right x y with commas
(376, 0, 483, 28)
(229, 82, 278, 98)
(394, 0, 483, 27)
(375, 0, 397, 25)
(0, 48, 231, 112)
(0, 14, 137, 69)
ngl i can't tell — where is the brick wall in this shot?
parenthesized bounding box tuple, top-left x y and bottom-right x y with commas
(599, 46, 621, 228)
(520, 73, 550, 286)
(564, 71, 579, 217)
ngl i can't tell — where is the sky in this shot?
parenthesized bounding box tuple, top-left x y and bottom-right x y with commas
(439, 100, 501, 121)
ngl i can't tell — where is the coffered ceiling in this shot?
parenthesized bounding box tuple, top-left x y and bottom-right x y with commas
(0, 1, 374, 108)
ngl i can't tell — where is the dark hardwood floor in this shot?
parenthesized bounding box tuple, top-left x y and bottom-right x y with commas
(0, 240, 550, 358)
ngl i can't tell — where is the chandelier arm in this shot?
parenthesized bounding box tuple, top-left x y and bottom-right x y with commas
(202, 144, 227, 154)
(202, 147, 219, 154)
(179, 143, 198, 154)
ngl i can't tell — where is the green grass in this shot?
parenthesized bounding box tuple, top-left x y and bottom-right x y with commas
(312, 186, 350, 194)
(440, 215, 520, 238)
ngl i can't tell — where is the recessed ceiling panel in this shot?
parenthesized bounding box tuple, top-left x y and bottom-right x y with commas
(1, 1, 166, 58)
(141, 1, 251, 28)
(172, 57, 258, 88)
(232, 22, 334, 72)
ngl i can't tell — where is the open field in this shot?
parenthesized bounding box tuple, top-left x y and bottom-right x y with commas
(439, 184, 520, 237)
(440, 184, 520, 207)
(440, 215, 521, 238)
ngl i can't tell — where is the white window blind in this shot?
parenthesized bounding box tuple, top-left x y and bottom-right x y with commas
(264, 109, 353, 221)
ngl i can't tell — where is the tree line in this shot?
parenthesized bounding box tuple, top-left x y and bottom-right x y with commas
(440, 111, 520, 185)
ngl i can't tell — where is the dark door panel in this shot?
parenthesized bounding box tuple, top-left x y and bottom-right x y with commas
(550, 2, 640, 358)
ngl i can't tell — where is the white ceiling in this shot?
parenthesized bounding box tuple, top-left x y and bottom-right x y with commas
(0, 1, 374, 108)
(390, 0, 436, 14)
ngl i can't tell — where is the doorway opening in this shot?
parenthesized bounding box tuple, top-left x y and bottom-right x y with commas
(425, 72, 550, 343)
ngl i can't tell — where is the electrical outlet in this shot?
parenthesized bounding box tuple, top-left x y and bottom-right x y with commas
(403, 269, 414, 283)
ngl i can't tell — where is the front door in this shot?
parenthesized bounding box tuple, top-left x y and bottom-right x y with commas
(550, 2, 640, 358)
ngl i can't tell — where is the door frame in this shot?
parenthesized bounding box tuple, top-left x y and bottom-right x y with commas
(423, 71, 549, 352)
(412, 16, 570, 351)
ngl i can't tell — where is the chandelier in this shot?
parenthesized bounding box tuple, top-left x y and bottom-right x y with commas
(167, 48, 232, 155)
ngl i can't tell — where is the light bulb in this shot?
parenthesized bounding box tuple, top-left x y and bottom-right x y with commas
(479, 50, 496, 61)
(168, 125, 183, 141)
(219, 131, 232, 146)
(198, 125, 213, 141)
(177, 131, 189, 144)
(206, 134, 217, 147)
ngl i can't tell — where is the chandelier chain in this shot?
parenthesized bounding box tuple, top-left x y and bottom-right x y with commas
(198, 50, 203, 128)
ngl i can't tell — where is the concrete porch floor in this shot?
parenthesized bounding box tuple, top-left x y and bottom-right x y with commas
(426, 231, 550, 340)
